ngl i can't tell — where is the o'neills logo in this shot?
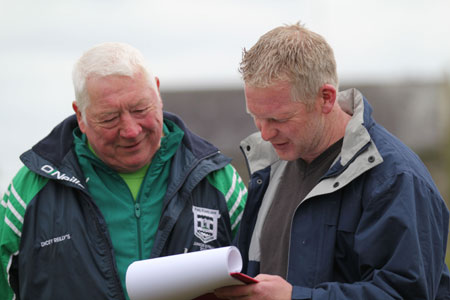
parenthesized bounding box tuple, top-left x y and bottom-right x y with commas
(192, 206, 220, 244)
(41, 165, 84, 189)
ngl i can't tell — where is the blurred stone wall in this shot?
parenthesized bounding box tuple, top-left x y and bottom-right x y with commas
(162, 80, 450, 265)
(161, 88, 255, 183)
(162, 80, 450, 193)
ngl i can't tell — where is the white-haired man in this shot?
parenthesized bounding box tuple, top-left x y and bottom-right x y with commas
(0, 42, 247, 300)
(215, 23, 449, 300)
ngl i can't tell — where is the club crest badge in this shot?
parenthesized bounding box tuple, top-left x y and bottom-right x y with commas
(192, 206, 221, 244)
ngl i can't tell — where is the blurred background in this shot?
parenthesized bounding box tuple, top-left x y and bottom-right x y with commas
(1, 0, 450, 263)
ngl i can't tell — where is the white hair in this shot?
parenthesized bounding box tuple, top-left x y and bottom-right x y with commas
(72, 42, 157, 120)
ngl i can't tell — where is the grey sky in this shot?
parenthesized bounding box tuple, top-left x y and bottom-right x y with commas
(1, 0, 450, 191)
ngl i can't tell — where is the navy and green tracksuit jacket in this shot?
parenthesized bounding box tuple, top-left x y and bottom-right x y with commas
(0, 111, 247, 300)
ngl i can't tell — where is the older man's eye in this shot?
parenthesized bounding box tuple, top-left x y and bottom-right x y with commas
(133, 107, 149, 114)
(100, 116, 119, 124)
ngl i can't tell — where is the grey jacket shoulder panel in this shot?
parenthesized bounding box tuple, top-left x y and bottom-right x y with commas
(237, 88, 450, 299)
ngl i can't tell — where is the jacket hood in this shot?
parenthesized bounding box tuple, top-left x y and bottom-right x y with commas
(20, 112, 223, 187)
(240, 88, 384, 202)
(28, 114, 79, 169)
(163, 111, 220, 160)
(23, 112, 220, 163)
(241, 88, 381, 174)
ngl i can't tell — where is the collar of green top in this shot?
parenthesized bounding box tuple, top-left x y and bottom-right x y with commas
(72, 119, 184, 175)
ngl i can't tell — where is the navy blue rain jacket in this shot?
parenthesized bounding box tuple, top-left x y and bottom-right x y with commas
(236, 88, 450, 299)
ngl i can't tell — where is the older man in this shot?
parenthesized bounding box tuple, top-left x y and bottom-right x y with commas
(215, 23, 449, 299)
(0, 42, 247, 300)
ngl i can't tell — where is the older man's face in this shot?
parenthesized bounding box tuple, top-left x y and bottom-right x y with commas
(74, 72, 164, 173)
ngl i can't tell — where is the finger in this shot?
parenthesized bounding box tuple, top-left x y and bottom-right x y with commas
(214, 285, 252, 298)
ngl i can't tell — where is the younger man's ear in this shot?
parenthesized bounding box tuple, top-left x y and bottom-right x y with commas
(319, 84, 336, 114)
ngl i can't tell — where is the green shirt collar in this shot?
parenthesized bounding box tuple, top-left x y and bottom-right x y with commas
(73, 119, 184, 175)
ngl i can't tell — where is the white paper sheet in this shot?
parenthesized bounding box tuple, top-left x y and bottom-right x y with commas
(125, 246, 245, 300)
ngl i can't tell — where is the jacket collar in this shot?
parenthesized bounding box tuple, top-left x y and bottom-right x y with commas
(21, 112, 225, 189)
(304, 89, 383, 201)
(241, 88, 383, 179)
(338, 88, 374, 166)
(240, 132, 279, 175)
(163, 111, 219, 160)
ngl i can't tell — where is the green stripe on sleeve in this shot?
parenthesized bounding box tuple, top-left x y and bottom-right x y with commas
(0, 166, 48, 299)
(206, 164, 248, 237)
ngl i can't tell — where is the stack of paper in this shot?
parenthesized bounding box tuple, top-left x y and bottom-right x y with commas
(126, 246, 256, 300)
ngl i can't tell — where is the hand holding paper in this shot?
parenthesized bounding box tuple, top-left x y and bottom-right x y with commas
(125, 246, 257, 300)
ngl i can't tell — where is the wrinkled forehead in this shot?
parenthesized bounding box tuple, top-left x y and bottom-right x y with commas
(86, 73, 161, 108)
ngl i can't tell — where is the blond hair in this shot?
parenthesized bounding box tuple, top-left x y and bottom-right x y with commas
(239, 23, 338, 106)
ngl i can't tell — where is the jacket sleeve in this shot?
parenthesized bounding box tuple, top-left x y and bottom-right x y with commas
(291, 171, 450, 299)
(206, 164, 248, 237)
(0, 166, 48, 300)
(1, 181, 22, 300)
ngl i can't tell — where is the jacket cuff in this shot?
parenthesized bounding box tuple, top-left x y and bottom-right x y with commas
(292, 286, 312, 299)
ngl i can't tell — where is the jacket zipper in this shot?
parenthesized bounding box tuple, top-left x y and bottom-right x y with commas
(134, 201, 142, 259)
